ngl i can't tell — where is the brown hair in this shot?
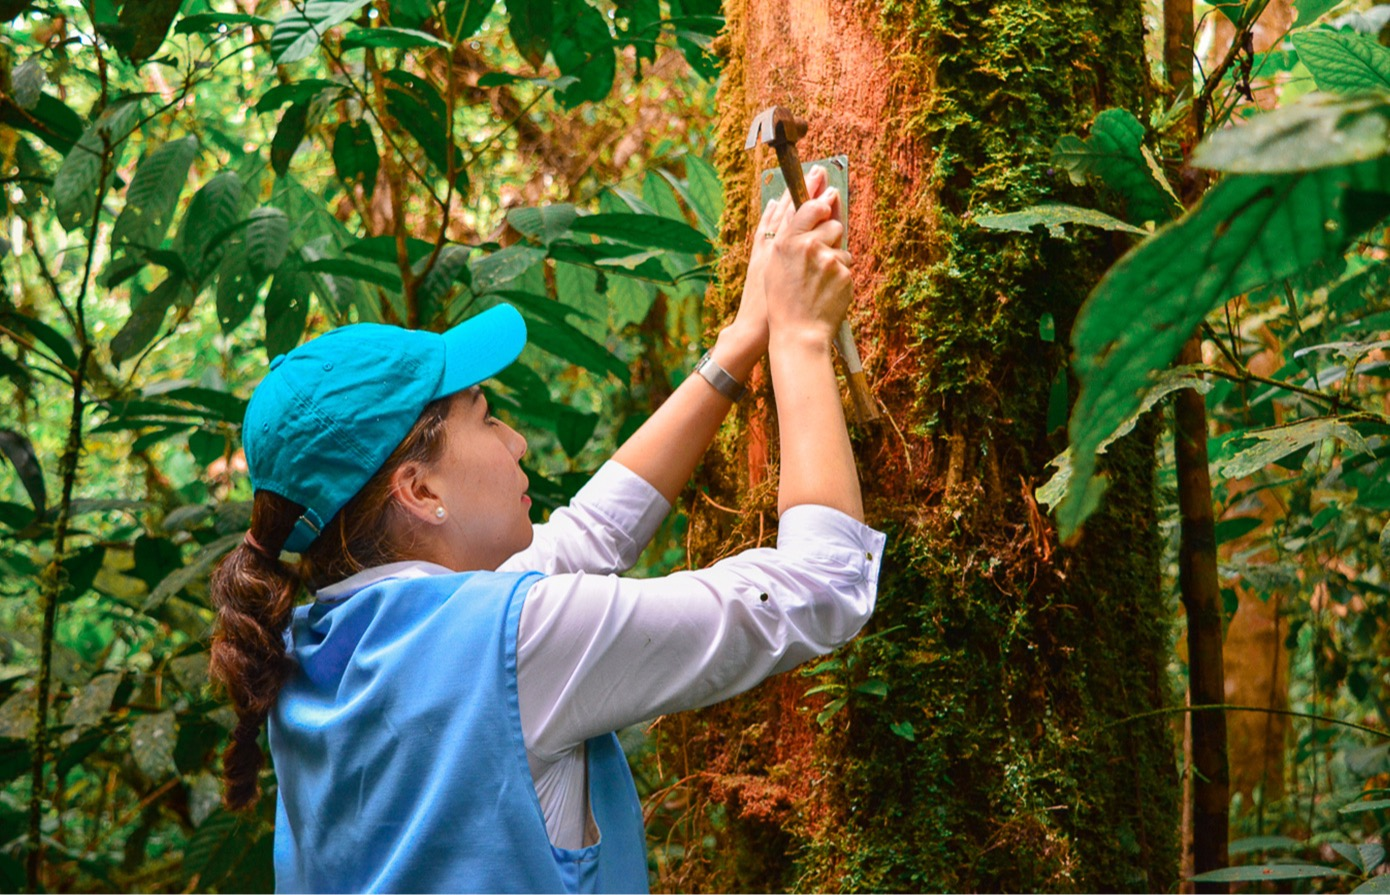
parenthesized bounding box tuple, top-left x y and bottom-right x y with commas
(208, 395, 454, 810)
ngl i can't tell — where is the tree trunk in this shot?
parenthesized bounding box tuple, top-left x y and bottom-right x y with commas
(650, 0, 1181, 890)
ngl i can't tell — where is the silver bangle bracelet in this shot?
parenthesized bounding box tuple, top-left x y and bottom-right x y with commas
(693, 350, 748, 402)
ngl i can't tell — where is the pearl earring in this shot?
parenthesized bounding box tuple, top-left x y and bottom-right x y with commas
(435, 506, 447, 519)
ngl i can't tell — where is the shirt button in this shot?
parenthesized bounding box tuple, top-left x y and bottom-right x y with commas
(865, 551, 874, 561)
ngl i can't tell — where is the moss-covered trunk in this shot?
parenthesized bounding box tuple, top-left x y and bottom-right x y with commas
(649, 0, 1181, 891)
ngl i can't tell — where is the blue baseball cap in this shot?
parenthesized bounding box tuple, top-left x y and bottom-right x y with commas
(242, 303, 527, 552)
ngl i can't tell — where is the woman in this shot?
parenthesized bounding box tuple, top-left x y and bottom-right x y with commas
(209, 170, 885, 893)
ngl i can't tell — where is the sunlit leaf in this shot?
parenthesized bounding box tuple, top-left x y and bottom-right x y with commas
(1218, 418, 1370, 479)
(1051, 108, 1181, 226)
(976, 204, 1148, 236)
(1191, 864, 1344, 882)
(175, 171, 244, 283)
(569, 212, 712, 254)
(1194, 93, 1390, 173)
(53, 96, 144, 231)
(112, 136, 199, 252)
(1292, 30, 1390, 93)
(245, 207, 291, 280)
(1060, 157, 1390, 538)
(340, 26, 452, 51)
(269, 0, 373, 64)
(472, 244, 546, 294)
(175, 12, 275, 34)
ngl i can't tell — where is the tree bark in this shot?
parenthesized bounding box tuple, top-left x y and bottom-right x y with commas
(650, 0, 1181, 890)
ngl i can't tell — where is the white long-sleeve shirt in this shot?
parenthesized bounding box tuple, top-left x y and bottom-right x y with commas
(315, 461, 886, 849)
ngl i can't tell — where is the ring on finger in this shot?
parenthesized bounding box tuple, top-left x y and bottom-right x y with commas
(764, 230, 777, 239)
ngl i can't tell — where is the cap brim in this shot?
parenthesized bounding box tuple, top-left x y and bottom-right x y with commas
(437, 303, 528, 397)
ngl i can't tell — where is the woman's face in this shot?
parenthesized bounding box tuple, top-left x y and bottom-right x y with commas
(418, 386, 533, 570)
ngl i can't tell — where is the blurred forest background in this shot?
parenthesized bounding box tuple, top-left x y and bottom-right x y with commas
(5, 0, 1390, 891)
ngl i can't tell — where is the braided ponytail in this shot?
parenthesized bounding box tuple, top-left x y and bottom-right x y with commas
(208, 394, 455, 810)
(209, 491, 302, 811)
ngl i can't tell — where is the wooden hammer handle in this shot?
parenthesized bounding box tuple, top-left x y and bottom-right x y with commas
(775, 150, 878, 423)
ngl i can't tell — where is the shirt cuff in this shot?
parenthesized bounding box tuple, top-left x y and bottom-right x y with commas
(776, 504, 887, 583)
(572, 460, 672, 544)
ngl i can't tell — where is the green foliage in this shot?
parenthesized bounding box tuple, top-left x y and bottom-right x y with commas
(0, 0, 725, 890)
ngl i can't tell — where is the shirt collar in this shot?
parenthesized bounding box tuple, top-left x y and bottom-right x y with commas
(315, 559, 454, 603)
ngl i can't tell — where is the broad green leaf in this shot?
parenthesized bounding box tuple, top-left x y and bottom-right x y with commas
(265, 264, 312, 360)
(53, 96, 144, 230)
(1341, 798, 1390, 814)
(175, 171, 244, 282)
(1193, 93, 1390, 173)
(255, 78, 343, 113)
(441, 0, 497, 40)
(2, 308, 78, 369)
(1230, 835, 1302, 855)
(569, 212, 712, 254)
(472, 244, 546, 294)
(110, 276, 188, 365)
(214, 239, 264, 334)
(300, 256, 404, 292)
(1293, 0, 1344, 29)
(344, 234, 435, 264)
(1190, 864, 1345, 883)
(1037, 370, 1210, 511)
(1051, 108, 1182, 226)
(642, 172, 688, 224)
(854, 680, 890, 698)
(332, 119, 380, 196)
(271, 100, 311, 177)
(551, 1, 616, 108)
(526, 315, 628, 382)
(381, 69, 467, 190)
(615, 0, 661, 61)
(0, 92, 84, 154)
(1331, 841, 1365, 871)
(976, 204, 1148, 236)
(509, 0, 553, 68)
(1355, 873, 1390, 894)
(59, 673, 120, 737)
(143, 532, 243, 611)
(270, 0, 373, 64)
(553, 258, 609, 338)
(555, 407, 600, 457)
(816, 695, 849, 726)
(0, 429, 45, 517)
(415, 243, 473, 326)
(1060, 158, 1390, 538)
(1218, 418, 1369, 480)
(12, 58, 45, 109)
(507, 204, 579, 244)
(245, 207, 291, 280)
(112, 136, 199, 250)
(340, 26, 452, 50)
(889, 721, 916, 741)
(668, 0, 722, 78)
(301, 240, 370, 324)
(489, 289, 596, 326)
(1363, 844, 1387, 873)
(113, 0, 182, 63)
(683, 155, 724, 237)
(1292, 31, 1390, 93)
(175, 12, 275, 34)
(184, 810, 258, 888)
(130, 711, 178, 780)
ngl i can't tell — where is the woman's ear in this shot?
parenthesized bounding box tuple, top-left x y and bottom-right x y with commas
(389, 461, 445, 526)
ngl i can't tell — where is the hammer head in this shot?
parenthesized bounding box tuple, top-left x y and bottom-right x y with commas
(744, 106, 808, 151)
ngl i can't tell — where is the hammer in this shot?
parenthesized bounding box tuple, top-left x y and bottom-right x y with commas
(745, 106, 878, 423)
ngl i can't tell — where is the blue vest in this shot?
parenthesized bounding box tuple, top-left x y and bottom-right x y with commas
(268, 570, 650, 893)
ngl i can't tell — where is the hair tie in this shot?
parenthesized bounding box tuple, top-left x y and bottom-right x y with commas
(243, 531, 280, 563)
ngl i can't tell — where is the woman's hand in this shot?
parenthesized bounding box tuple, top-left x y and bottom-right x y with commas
(764, 181, 853, 347)
(727, 166, 834, 359)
